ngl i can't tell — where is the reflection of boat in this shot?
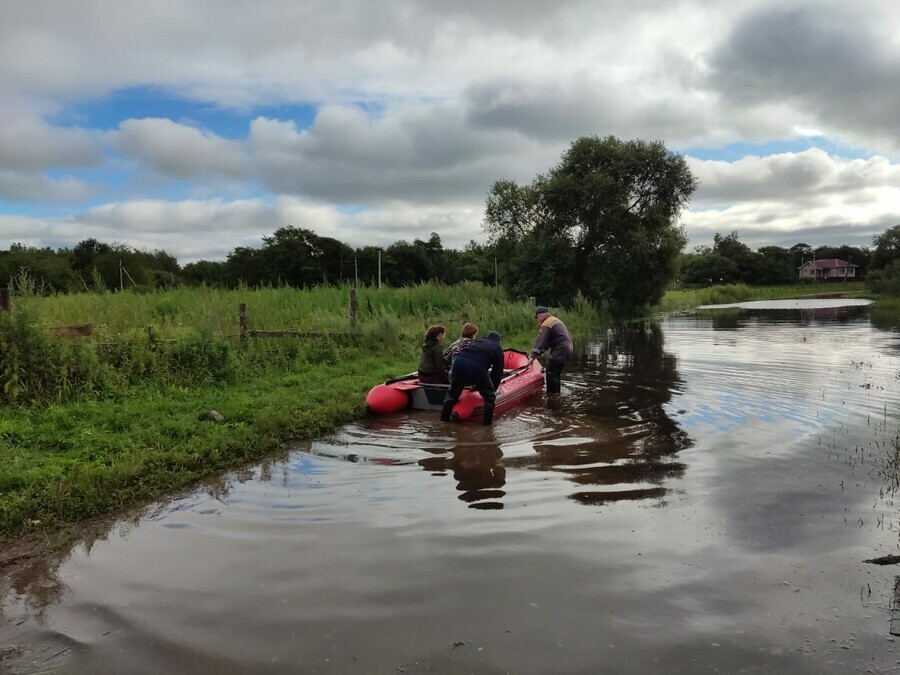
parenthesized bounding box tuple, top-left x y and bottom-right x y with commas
(366, 349, 544, 422)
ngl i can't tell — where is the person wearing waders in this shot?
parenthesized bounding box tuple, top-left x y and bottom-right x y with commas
(527, 307, 573, 395)
(440, 331, 504, 425)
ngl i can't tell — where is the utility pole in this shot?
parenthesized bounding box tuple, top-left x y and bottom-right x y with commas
(377, 249, 382, 289)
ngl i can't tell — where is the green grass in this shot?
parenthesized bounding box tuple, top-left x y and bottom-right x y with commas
(0, 352, 408, 541)
(0, 282, 609, 544)
(655, 281, 870, 312)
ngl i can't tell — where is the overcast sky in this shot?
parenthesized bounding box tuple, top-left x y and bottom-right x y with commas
(1, 0, 899, 263)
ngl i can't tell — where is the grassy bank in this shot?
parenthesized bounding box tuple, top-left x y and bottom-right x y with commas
(656, 281, 870, 312)
(0, 283, 606, 544)
(1, 353, 405, 541)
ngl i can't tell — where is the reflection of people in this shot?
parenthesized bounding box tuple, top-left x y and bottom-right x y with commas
(528, 307, 573, 394)
(418, 325, 448, 384)
(441, 331, 504, 425)
(417, 440, 507, 509)
(444, 322, 478, 370)
(451, 445, 506, 509)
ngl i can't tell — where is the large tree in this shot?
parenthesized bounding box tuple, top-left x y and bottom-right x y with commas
(756, 245, 795, 285)
(712, 231, 761, 283)
(485, 136, 697, 313)
(870, 225, 900, 270)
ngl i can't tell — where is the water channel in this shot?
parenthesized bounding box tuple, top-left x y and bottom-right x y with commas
(3, 298, 900, 673)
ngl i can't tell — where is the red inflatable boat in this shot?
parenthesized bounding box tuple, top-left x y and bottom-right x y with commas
(366, 349, 545, 422)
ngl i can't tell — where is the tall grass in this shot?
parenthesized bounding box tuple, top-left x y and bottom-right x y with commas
(1, 282, 608, 406)
(18, 281, 510, 339)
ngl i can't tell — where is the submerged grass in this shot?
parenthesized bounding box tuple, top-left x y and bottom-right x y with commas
(0, 283, 609, 544)
(870, 296, 900, 331)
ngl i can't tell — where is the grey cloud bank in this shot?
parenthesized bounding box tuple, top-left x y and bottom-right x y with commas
(0, 0, 898, 263)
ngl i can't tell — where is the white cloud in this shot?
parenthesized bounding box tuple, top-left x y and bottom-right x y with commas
(0, 196, 486, 263)
(684, 149, 900, 247)
(0, 171, 96, 203)
(115, 118, 246, 178)
(0, 99, 103, 171)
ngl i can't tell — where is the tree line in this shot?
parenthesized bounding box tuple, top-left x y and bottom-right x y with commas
(0, 229, 499, 295)
(4, 135, 900, 310)
(677, 233, 871, 287)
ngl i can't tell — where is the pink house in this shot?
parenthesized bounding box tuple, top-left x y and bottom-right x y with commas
(797, 258, 858, 281)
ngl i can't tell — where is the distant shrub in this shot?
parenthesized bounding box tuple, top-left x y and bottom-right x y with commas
(867, 260, 900, 296)
(361, 311, 408, 354)
(168, 333, 235, 383)
(0, 307, 110, 403)
(300, 337, 340, 366)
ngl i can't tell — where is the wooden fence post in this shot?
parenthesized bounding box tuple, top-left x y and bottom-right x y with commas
(349, 288, 358, 329)
(0, 286, 9, 312)
(239, 303, 248, 341)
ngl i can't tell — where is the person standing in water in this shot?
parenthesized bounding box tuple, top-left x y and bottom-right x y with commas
(528, 307, 573, 394)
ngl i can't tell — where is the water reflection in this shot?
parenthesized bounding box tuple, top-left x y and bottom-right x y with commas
(545, 321, 690, 505)
(7, 302, 900, 675)
(0, 455, 292, 623)
(420, 437, 506, 510)
(360, 320, 692, 510)
(699, 303, 871, 330)
(1, 515, 135, 625)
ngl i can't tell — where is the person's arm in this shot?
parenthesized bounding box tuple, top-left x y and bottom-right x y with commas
(443, 340, 458, 369)
(434, 343, 447, 372)
(531, 325, 550, 359)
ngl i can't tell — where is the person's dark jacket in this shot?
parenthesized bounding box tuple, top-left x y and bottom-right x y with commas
(418, 338, 446, 377)
(454, 336, 505, 388)
(532, 315, 573, 364)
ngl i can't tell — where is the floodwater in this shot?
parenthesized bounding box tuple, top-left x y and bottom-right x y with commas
(4, 299, 900, 674)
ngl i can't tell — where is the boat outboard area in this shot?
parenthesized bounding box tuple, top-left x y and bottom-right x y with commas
(366, 349, 544, 421)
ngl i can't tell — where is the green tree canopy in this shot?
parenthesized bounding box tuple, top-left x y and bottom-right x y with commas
(756, 246, 795, 285)
(485, 136, 697, 313)
(868, 225, 900, 270)
(680, 253, 739, 286)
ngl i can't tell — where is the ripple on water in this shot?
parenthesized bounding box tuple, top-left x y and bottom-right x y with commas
(7, 302, 900, 675)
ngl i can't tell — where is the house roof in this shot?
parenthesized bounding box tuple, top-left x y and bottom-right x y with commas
(798, 258, 858, 269)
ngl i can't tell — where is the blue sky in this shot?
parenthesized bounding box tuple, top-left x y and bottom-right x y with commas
(53, 86, 319, 140)
(2, 0, 899, 263)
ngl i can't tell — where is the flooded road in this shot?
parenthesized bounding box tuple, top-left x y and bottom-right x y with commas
(4, 299, 900, 673)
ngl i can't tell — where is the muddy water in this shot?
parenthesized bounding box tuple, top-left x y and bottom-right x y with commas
(4, 299, 900, 674)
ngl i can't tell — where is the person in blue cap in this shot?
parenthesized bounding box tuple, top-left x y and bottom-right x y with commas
(528, 307, 573, 394)
(441, 330, 504, 425)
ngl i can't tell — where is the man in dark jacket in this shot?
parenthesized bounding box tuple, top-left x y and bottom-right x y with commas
(441, 331, 505, 425)
(528, 307, 573, 394)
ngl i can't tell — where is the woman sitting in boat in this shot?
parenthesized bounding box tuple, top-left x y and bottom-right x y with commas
(443, 322, 478, 370)
(418, 325, 449, 384)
